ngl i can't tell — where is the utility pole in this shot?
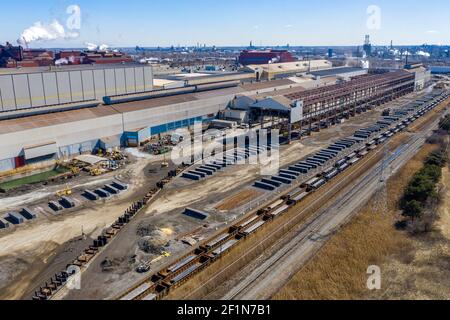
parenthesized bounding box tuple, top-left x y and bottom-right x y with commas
(379, 143, 388, 183)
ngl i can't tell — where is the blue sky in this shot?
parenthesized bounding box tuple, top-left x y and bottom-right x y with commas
(1, 0, 449, 48)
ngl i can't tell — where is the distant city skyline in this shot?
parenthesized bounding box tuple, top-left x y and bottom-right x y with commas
(1, 0, 449, 48)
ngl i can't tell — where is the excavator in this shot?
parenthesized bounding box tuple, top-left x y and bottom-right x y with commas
(136, 251, 171, 273)
(56, 160, 81, 178)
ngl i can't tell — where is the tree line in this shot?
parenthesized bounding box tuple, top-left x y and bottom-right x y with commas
(400, 115, 449, 228)
(400, 149, 446, 222)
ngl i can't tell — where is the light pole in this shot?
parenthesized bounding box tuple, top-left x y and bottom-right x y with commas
(267, 60, 272, 81)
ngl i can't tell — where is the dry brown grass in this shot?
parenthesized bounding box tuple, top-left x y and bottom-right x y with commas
(216, 189, 262, 211)
(273, 143, 438, 300)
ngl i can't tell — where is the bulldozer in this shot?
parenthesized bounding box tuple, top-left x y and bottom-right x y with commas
(69, 166, 81, 176)
(90, 167, 104, 176)
(56, 185, 72, 197)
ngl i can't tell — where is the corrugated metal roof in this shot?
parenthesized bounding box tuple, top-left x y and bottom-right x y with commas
(309, 67, 366, 77)
(0, 105, 117, 134)
(240, 79, 295, 91)
(250, 97, 291, 112)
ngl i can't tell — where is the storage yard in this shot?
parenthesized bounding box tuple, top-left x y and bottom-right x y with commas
(116, 90, 449, 301)
(0, 53, 444, 301)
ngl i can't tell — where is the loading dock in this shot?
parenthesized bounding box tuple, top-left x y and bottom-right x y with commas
(112, 181, 128, 190)
(183, 208, 210, 220)
(84, 190, 100, 201)
(6, 212, 24, 225)
(0, 218, 10, 229)
(254, 181, 277, 191)
(104, 184, 120, 195)
(49, 201, 63, 211)
(271, 176, 292, 185)
(195, 168, 214, 176)
(278, 173, 297, 180)
(182, 173, 202, 181)
(60, 196, 75, 208)
(261, 179, 282, 187)
(289, 166, 308, 174)
(279, 169, 300, 177)
(21, 207, 37, 220)
(95, 189, 111, 198)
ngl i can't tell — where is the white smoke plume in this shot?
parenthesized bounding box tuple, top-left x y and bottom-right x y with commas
(361, 59, 370, 69)
(84, 42, 110, 51)
(416, 50, 431, 58)
(55, 58, 69, 66)
(85, 42, 98, 50)
(17, 20, 79, 45)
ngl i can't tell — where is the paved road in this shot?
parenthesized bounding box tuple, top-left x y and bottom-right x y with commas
(221, 111, 446, 300)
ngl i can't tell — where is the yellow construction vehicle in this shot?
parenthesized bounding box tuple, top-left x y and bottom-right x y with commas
(69, 166, 80, 176)
(56, 186, 72, 197)
(90, 167, 103, 176)
(135, 251, 171, 273)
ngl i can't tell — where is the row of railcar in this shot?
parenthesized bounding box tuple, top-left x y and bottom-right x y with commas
(119, 90, 450, 301)
(254, 134, 368, 192)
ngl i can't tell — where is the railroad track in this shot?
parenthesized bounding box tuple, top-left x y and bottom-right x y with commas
(187, 135, 387, 300)
(222, 124, 437, 300)
(117, 90, 449, 301)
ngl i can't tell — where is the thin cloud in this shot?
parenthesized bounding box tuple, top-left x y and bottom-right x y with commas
(426, 30, 439, 34)
(284, 24, 293, 28)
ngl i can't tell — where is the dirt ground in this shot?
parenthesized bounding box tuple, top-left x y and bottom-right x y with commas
(273, 142, 449, 300)
(216, 189, 262, 211)
(0, 155, 171, 300)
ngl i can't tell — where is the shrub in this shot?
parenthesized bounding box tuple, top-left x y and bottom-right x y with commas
(425, 150, 446, 167)
(401, 200, 423, 221)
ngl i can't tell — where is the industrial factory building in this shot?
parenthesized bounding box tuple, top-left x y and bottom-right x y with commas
(0, 65, 153, 113)
(404, 63, 432, 91)
(228, 70, 416, 129)
(238, 50, 296, 65)
(0, 66, 279, 173)
(0, 62, 427, 174)
(244, 60, 333, 80)
(309, 66, 368, 80)
(0, 42, 134, 68)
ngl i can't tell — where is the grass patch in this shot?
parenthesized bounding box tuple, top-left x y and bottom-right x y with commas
(0, 167, 68, 191)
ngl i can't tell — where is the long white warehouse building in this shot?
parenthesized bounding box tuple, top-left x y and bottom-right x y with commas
(0, 73, 300, 172)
